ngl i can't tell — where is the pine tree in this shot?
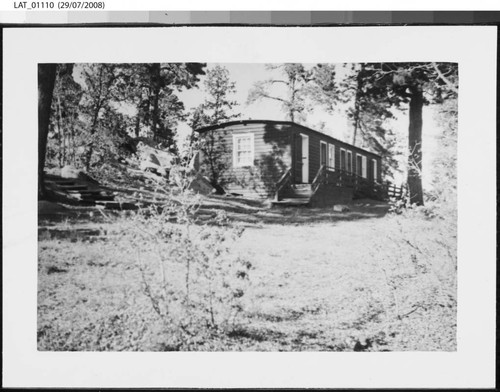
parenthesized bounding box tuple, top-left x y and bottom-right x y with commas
(190, 65, 240, 186)
(247, 63, 312, 123)
(365, 62, 458, 205)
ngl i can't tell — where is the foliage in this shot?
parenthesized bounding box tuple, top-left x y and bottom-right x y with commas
(46, 64, 83, 168)
(362, 62, 458, 205)
(44, 63, 206, 187)
(122, 63, 206, 149)
(306, 63, 340, 113)
(429, 97, 458, 209)
(308, 63, 403, 180)
(190, 65, 241, 187)
(38, 198, 456, 351)
(247, 63, 312, 123)
(124, 173, 251, 348)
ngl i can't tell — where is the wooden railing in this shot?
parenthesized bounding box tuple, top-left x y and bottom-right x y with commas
(311, 164, 326, 193)
(311, 166, 397, 201)
(383, 182, 407, 200)
(275, 165, 405, 202)
(274, 168, 293, 201)
(314, 166, 358, 188)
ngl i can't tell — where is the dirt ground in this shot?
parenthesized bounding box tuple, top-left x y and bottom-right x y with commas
(38, 196, 457, 351)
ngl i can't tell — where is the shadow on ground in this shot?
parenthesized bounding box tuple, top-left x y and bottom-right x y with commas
(38, 193, 391, 241)
(197, 195, 390, 227)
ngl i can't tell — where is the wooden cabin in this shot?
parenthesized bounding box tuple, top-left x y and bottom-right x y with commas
(194, 120, 384, 206)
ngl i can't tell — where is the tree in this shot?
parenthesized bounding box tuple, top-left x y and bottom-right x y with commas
(309, 63, 401, 179)
(79, 63, 122, 171)
(124, 63, 206, 151)
(364, 62, 458, 205)
(38, 63, 58, 198)
(431, 94, 458, 205)
(48, 64, 83, 168)
(247, 63, 312, 123)
(306, 63, 341, 114)
(190, 65, 240, 187)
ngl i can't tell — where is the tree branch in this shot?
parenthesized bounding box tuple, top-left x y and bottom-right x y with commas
(431, 63, 458, 94)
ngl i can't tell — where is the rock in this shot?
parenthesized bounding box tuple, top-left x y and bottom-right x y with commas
(136, 143, 174, 177)
(188, 173, 215, 195)
(60, 165, 99, 184)
(146, 153, 161, 166)
(77, 171, 99, 184)
(60, 165, 80, 179)
(169, 165, 196, 187)
(139, 159, 161, 175)
(333, 204, 350, 212)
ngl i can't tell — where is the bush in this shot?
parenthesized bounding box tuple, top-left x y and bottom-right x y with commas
(121, 171, 252, 349)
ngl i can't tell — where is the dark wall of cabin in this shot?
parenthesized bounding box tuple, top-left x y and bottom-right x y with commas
(198, 122, 293, 198)
(292, 127, 382, 184)
(197, 121, 383, 198)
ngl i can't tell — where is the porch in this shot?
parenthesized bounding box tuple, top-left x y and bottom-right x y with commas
(273, 165, 403, 207)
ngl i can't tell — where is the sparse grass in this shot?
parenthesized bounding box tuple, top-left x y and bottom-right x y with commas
(38, 197, 456, 351)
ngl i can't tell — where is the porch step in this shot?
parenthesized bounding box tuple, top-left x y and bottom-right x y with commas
(292, 184, 312, 190)
(271, 198, 310, 208)
(44, 173, 123, 207)
(282, 184, 312, 199)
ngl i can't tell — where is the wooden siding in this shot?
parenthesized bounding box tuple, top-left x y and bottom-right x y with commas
(198, 122, 293, 198)
(197, 121, 383, 198)
(290, 126, 383, 184)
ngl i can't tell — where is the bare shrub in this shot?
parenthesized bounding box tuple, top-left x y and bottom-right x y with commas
(119, 158, 252, 349)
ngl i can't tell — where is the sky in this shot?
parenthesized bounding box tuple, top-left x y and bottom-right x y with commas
(177, 63, 444, 188)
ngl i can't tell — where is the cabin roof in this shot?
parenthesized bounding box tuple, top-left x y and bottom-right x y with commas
(194, 119, 381, 158)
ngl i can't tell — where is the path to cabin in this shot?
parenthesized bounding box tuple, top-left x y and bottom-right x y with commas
(38, 195, 456, 351)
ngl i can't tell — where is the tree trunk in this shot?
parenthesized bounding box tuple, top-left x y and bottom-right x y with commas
(407, 87, 424, 206)
(38, 64, 57, 199)
(84, 65, 105, 172)
(84, 105, 101, 171)
(150, 63, 161, 141)
(135, 114, 141, 138)
(56, 96, 64, 166)
(351, 64, 364, 146)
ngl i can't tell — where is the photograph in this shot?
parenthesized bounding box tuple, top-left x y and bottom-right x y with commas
(37, 61, 458, 352)
(3, 22, 495, 388)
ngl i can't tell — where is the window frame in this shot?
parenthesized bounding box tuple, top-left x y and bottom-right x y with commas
(232, 133, 255, 168)
(327, 143, 335, 170)
(372, 158, 378, 181)
(320, 141, 328, 167)
(346, 150, 353, 173)
(340, 148, 347, 171)
(356, 153, 368, 178)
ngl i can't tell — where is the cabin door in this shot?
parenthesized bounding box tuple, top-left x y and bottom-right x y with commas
(294, 133, 309, 183)
(300, 134, 309, 183)
(294, 134, 303, 182)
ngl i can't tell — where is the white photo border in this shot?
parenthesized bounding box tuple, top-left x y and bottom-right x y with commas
(2, 26, 497, 388)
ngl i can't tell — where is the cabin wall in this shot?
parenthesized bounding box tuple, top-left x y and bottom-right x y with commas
(296, 128, 382, 184)
(197, 121, 383, 198)
(198, 122, 292, 198)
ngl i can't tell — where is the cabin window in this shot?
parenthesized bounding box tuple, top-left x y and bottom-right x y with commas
(346, 151, 353, 173)
(320, 141, 327, 167)
(356, 154, 367, 178)
(372, 159, 378, 181)
(328, 144, 335, 169)
(340, 148, 346, 171)
(233, 133, 254, 167)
